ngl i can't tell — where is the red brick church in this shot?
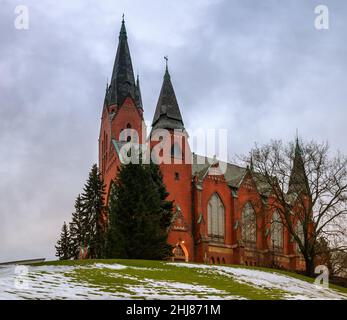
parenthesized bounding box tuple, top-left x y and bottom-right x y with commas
(99, 19, 305, 271)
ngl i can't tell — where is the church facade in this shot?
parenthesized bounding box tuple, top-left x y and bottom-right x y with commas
(99, 19, 306, 271)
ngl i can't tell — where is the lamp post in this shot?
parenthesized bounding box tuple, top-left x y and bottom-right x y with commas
(272, 239, 275, 267)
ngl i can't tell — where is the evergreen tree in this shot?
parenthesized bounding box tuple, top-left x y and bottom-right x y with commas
(149, 162, 174, 231)
(104, 183, 126, 258)
(81, 164, 106, 259)
(105, 162, 173, 260)
(69, 194, 86, 259)
(55, 222, 71, 260)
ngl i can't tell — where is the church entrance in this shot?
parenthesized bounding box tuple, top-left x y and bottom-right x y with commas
(172, 242, 188, 262)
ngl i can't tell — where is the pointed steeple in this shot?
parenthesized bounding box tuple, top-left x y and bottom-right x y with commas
(151, 58, 184, 131)
(107, 17, 140, 108)
(119, 14, 126, 38)
(135, 74, 143, 110)
(288, 137, 310, 195)
(250, 153, 254, 172)
(103, 80, 109, 107)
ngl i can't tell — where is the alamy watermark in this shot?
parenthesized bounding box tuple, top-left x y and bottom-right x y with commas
(314, 265, 329, 289)
(114, 124, 229, 175)
(314, 5, 329, 30)
(14, 5, 29, 30)
(14, 265, 30, 290)
(13, 4, 329, 31)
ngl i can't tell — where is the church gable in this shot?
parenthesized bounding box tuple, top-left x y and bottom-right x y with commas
(171, 205, 189, 231)
(239, 171, 258, 193)
(192, 153, 248, 188)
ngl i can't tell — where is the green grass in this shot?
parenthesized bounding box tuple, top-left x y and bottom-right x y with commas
(31, 259, 347, 300)
(44, 260, 284, 299)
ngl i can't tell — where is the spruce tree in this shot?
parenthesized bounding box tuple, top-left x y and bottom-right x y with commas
(149, 162, 174, 231)
(69, 194, 86, 259)
(104, 183, 126, 258)
(81, 164, 106, 259)
(105, 162, 173, 260)
(55, 222, 71, 260)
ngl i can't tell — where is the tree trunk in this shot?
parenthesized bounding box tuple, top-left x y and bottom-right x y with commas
(304, 256, 315, 277)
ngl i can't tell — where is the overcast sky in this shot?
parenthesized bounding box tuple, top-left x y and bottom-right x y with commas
(0, 0, 346, 262)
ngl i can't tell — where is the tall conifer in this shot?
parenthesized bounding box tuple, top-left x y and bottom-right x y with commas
(55, 222, 71, 260)
(105, 162, 173, 259)
(149, 162, 174, 231)
(81, 164, 106, 259)
(69, 194, 86, 259)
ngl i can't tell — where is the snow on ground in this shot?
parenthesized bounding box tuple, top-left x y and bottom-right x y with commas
(0, 264, 131, 300)
(0, 262, 346, 300)
(93, 263, 127, 270)
(0, 263, 239, 300)
(126, 278, 240, 300)
(169, 263, 347, 300)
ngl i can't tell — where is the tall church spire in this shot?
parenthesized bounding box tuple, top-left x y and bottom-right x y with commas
(288, 137, 310, 195)
(249, 153, 254, 172)
(107, 17, 139, 108)
(135, 74, 143, 110)
(151, 58, 184, 131)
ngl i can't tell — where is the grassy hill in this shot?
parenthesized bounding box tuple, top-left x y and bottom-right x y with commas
(1, 259, 347, 300)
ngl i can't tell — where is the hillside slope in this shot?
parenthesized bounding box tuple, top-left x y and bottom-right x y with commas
(0, 259, 346, 300)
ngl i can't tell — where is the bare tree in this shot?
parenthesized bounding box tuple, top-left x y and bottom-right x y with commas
(316, 237, 347, 277)
(247, 139, 347, 276)
(330, 250, 347, 278)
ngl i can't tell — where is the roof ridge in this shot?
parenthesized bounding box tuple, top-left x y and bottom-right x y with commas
(193, 153, 247, 170)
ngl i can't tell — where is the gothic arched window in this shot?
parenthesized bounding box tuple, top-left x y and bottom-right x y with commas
(242, 202, 256, 246)
(271, 211, 283, 251)
(207, 193, 225, 242)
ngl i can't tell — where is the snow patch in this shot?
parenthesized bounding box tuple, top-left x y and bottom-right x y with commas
(1, 262, 346, 300)
(126, 278, 241, 300)
(92, 263, 127, 270)
(169, 263, 347, 300)
(0, 264, 130, 300)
